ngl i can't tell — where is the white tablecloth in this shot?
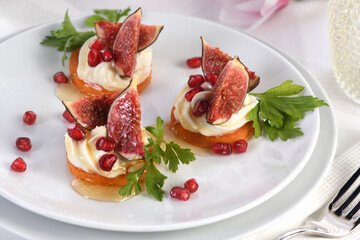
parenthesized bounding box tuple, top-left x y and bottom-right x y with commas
(1, 0, 360, 239)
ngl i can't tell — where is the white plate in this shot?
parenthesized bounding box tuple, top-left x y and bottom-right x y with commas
(0, 24, 336, 240)
(0, 51, 336, 240)
(0, 13, 320, 232)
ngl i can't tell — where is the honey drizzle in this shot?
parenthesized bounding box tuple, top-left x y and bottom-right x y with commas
(55, 82, 88, 102)
(71, 179, 144, 202)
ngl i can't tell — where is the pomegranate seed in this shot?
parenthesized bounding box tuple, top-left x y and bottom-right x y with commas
(101, 49, 114, 62)
(88, 49, 102, 67)
(62, 110, 75, 123)
(184, 178, 199, 193)
(188, 74, 205, 88)
(170, 186, 190, 201)
(185, 87, 204, 102)
(16, 137, 32, 152)
(67, 124, 85, 141)
(23, 111, 37, 125)
(186, 57, 202, 68)
(96, 137, 116, 152)
(53, 71, 68, 84)
(11, 157, 27, 172)
(213, 142, 232, 155)
(89, 39, 105, 50)
(248, 71, 256, 79)
(233, 139, 248, 153)
(98, 154, 117, 171)
(205, 73, 218, 86)
(192, 100, 209, 117)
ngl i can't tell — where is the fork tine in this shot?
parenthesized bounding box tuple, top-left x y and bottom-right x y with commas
(329, 168, 360, 211)
(354, 216, 360, 229)
(335, 184, 360, 216)
(346, 200, 360, 220)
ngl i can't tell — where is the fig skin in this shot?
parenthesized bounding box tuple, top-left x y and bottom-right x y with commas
(248, 74, 260, 92)
(138, 24, 164, 51)
(207, 56, 249, 125)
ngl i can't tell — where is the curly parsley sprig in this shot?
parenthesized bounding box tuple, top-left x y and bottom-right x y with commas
(41, 8, 130, 65)
(41, 10, 95, 65)
(249, 80, 328, 141)
(119, 117, 196, 201)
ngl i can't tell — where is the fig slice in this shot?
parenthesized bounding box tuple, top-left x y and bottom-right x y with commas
(95, 21, 164, 51)
(106, 78, 145, 160)
(95, 21, 120, 48)
(201, 36, 231, 77)
(138, 24, 164, 51)
(63, 92, 118, 130)
(201, 36, 260, 92)
(207, 56, 249, 125)
(113, 8, 142, 77)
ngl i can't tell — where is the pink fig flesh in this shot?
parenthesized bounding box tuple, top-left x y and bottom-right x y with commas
(138, 24, 164, 51)
(207, 56, 249, 125)
(107, 79, 145, 160)
(201, 36, 260, 92)
(63, 92, 118, 130)
(201, 36, 231, 77)
(95, 21, 163, 51)
(113, 8, 142, 77)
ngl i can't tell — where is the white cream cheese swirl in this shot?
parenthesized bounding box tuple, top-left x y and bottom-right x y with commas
(65, 126, 144, 178)
(173, 85, 258, 137)
(77, 36, 152, 91)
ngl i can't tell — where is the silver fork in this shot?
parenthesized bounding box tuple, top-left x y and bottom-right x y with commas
(276, 168, 360, 239)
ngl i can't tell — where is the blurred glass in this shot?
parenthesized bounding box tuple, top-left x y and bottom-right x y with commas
(328, 0, 360, 104)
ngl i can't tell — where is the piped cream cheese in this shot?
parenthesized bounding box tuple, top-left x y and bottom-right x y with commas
(65, 126, 144, 178)
(77, 36, 152, 91)
(173, 86, 258, 136)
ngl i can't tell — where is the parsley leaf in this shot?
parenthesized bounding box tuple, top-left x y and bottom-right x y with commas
(263, 121, 278, 141)
(162, 141, 196, 173)
(145, 161, 167, 201)
(145, 138, 164, 164)
(255, 80, 304, 97)
(164, 143, 178, 170)
(84, 15, 105, 27)
(263, 116, 303, 141)
(85, 8, 131, 27)
(51, 11, 77, 38)
(145, 117, 164, 141)
(119, 163, 146, 196)
(277, 116, 304, 141)
(169, 142, 196, 165)
(249, 104, 261, 138)
(119, 116, 196, 201)
(250, 80, 328, 141)
(41, 10, 95, 65)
